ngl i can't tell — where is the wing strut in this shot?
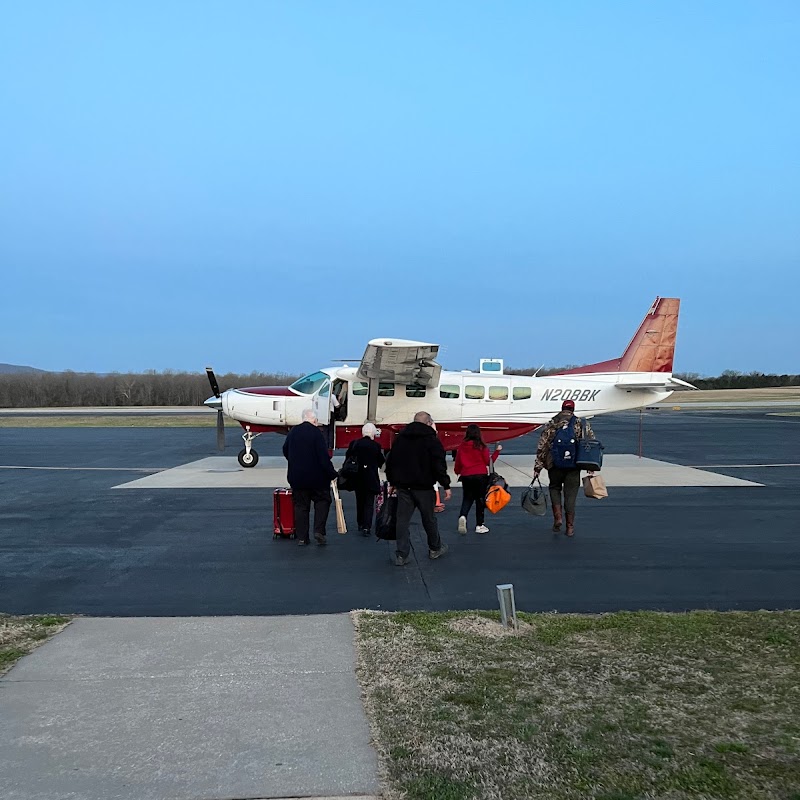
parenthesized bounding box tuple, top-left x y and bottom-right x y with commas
(366, 377, 379, 423)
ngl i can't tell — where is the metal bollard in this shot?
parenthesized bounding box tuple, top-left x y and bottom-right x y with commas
(496, 583, 518, 631)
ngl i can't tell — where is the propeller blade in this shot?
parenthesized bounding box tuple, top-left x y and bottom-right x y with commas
(216, 409, 225, 452)
(206, 366, 221, 398)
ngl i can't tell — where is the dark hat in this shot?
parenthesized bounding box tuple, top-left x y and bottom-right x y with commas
(561, 399, 575, 410)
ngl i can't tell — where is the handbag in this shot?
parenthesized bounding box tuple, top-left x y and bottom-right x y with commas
(337, 450, 360, 491)
(485, 467, 511, 514)
(521, 477, 547, 516)
(583, 472, 608, 499)
(486, 483, 511, 513)
(340, 452, 359, 477)
(576, 421, 604, 471)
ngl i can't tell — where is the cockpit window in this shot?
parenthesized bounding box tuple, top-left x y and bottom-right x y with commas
(289, 371, 330, 395)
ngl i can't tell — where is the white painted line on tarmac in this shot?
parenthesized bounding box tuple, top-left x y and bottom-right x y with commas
(685, 463, 800, 468)
(0, 465, 161, 472)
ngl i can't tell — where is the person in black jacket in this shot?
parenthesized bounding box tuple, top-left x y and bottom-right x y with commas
(385, 411, 452, 566)
(345, 422, 385, 536)
(282, 409, 339, 546)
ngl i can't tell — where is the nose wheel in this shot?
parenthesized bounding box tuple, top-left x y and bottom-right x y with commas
(237, 428, 262, 468)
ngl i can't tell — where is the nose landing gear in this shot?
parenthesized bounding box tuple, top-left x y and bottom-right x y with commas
(237, 427, 262, 468)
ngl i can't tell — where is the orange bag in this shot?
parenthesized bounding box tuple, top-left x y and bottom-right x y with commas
(485, 483, 511, 514)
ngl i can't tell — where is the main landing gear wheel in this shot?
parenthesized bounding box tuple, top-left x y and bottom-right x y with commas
(238, 448, 259, 468)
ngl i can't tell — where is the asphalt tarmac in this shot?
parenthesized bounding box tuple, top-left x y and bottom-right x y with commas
(1, 408, 798, 616)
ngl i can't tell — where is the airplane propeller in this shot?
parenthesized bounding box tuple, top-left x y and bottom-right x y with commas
(205, 367, 225, 452)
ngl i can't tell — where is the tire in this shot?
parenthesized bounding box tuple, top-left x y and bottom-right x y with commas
(237, 448, 259, 468)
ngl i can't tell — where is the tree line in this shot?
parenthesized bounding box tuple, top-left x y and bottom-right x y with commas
(1, 368, 797, 408)
(505, 367, 800, 390)
(0, 371, 301, 408)
(672, 370, 800, 390)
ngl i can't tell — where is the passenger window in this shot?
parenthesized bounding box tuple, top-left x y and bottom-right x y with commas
(513, 387, 532, 400)
(489, 386, 508, 400)
(464, 385, 485, 400)
(406, 384, 426, 398)
(439, 384, 460, 399)
(378, 383, 395, 397)
(352, 382, 368, 396)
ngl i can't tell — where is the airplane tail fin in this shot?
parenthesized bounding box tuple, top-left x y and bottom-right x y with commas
(618, 297, 680, 372)
(557, 297, 681, 375)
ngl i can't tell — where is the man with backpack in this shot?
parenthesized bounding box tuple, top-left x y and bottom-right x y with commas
(532, 399, 594, 537)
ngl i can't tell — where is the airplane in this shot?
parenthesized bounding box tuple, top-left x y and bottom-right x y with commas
(205, 296, 694, 467)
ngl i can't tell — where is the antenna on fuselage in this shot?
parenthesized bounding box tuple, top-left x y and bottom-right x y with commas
(532, 364, 545, 377)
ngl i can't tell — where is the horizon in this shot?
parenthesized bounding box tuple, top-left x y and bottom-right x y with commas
(2, 2, 798, 375)
(2, 360, 797, 382)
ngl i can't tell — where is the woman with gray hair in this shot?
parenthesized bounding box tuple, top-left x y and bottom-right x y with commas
(344, 423, 385, 535)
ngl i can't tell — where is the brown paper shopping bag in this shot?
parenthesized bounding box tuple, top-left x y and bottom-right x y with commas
(583, 473, 608, 499)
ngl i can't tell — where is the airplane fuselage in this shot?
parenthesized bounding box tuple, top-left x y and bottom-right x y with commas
(212, 365, 673, 450)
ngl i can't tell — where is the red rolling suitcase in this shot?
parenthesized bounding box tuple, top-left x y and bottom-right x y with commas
(273, 488, 295, 539)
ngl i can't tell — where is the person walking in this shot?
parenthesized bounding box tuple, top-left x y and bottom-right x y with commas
(533, 399, 594, 537)
(385, 411, 452, 566)
(345, 422, 385, 535)
(454, 424, 502, 534)
(282, 408, 339, 546)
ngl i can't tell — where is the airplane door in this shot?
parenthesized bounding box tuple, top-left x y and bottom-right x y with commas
(313, 380, 331, 424)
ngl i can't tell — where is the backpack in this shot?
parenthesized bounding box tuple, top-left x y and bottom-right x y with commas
(550, 417, 578, 470)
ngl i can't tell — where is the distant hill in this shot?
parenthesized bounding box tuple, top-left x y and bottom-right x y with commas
(0, 363, 48, 374)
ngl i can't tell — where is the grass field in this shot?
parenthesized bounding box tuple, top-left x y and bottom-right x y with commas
(354, 610, 800, 800)
(0, 413, 219, 427)
(0, 615, 72, 675)
(670, 387, 800, 403)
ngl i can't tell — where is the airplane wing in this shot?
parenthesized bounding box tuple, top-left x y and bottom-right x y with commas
(356, 338, 442, 387)
(612, 376, 698, 390)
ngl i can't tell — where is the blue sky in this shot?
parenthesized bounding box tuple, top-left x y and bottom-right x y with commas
(2, 1, 798, 376)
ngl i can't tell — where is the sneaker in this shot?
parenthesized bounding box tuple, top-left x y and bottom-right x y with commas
(457, 516, 467, 534)
(315, 535, 327, 546)
(394, 555, 410, 566)
(361, 528, 371, 537)
(297, 539, 309, 547)
(429, 543, 449, 560)
(475, 525, 489, 534)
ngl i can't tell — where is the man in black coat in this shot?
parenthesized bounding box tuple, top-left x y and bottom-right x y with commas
(282, 409, 338, 546)
(385, 411, 452, 566)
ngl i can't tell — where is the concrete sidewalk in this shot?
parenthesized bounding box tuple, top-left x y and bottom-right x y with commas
(0, 615, 382, 800)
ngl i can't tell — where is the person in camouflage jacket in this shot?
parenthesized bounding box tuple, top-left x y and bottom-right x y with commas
(533, 399, 594, 536)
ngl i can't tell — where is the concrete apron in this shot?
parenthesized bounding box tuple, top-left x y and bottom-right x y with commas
(114, 453, 762, 490)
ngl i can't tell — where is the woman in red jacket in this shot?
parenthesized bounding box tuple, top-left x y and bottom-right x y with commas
(453, 424, 501, 534)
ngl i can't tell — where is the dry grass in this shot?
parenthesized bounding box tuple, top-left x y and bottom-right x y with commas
(669, 387, 800, 403)
(0, 614, 72, 674)
(353, 610, 800, 800)
(0, 414, 220, 427)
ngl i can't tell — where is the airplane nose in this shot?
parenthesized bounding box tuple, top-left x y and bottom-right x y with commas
(204, 396, 222, 410)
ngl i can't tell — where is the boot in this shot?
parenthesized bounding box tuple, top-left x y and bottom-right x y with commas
(565, 512, 575, 537)
(552, 504, 563, 532)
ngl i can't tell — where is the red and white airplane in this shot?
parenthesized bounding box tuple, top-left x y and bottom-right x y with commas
(205, 297, 693, 467)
